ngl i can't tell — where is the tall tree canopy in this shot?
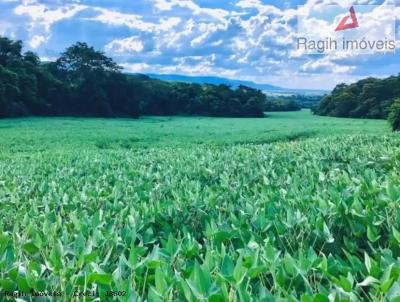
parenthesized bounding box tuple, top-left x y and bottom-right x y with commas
(57, 42, 121, 74)
(0, 39, 142, 118)
(0, 37, 266, 118)
(0, 37, 22, 67)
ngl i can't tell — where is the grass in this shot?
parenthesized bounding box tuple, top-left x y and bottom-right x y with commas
(0, 111, 399, 301)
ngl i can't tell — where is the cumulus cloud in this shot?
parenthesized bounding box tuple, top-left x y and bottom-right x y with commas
(105, 36, 144, 53)
(0, 0, 398, 89)
(89, 8, 157, 32)
(153, 0, 230, 21)
(13, 1, 87, 48)
(301, 57, 356, 73)
(29, 35, 47, 48)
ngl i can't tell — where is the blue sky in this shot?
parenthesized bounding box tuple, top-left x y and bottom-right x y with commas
(0, 0, 398, 89)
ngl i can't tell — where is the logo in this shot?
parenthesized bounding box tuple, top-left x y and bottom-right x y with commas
(335, 6, 359, 32)
(296, 5, 396, 55)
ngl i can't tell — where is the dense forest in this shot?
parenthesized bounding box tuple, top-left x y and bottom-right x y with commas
(130, 75, 265, 117)
(0, 37, 266, 118)
(312, 75, 400, 119)
(312, 75, 400, 131)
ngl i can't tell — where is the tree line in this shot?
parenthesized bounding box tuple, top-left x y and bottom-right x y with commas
(0, 37, 266, 119)
(264, 94, 322, 112)
(264, 98, 301, 112)
(130, 75, 266, 117)
(312, 75, 400, 130)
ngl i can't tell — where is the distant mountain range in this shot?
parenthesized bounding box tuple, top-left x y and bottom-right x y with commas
(146, 73, 329, 96)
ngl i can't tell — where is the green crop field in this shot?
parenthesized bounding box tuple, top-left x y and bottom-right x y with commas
(0, 110, 390, 153)
(1, 110, 400, 301)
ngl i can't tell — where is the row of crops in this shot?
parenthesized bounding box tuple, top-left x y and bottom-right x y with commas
(1, 135, 400, 301)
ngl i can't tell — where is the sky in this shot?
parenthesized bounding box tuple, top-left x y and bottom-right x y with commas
(0, 0, 399, 90)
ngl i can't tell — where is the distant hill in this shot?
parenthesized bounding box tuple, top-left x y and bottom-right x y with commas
(146, 73, 328, 96)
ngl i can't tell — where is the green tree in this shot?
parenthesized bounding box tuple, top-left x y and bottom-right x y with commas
(388, 99, 400, 131)
(56, 42, 121, 75)
(54, 42, 138, 117)
(313, 75, 400, 120)
(0, 36, 265, 119)
(0, 37, 22, 67)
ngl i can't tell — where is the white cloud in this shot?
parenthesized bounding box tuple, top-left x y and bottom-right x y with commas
(158, 62, 238, 78)
(15, 3, 87, 31)
(120, 62, 150, 72)
(302, 57, 356, 73)
(1, 0, 398, 89)
(105, 36, 145, 53)
(90, 8, 156, 32)
(13, 2, 87, 48)
(29, 35, 47, 48)
(160, 17, 182, 30)
(153, 0, 229, 21)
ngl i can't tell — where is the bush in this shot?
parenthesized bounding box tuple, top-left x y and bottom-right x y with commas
(388, 99, 400, 131)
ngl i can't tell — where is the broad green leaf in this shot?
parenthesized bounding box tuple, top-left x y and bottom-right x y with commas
(313, 293, 329, 302)
(339, 275, 352, 292)
(233, 256, 247, 285)
(367, 226, 380, 242)
(0, 233, 10, 256)
(364, 252, 371, 273)
(221, 255, 234, 277)
(392, 227, 400, 243)
(248, 265, 267, 279)
(155, 268, 168, 295)
(23, 242, 39, 254)
(88, 273, 113, 285)
(357, 276, 378, 287)
(388, 282, 400, 301)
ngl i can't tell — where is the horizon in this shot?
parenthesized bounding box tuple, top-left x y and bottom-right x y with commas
(141, 72, 397, 92)
(0, 0, 399, 90)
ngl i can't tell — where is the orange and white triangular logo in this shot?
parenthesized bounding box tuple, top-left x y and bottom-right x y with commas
(335, 6, 359, 31)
